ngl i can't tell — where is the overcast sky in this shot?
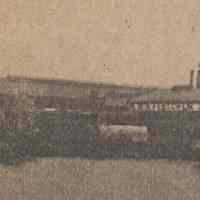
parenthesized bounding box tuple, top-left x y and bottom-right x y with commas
(0, 0, 200, 87)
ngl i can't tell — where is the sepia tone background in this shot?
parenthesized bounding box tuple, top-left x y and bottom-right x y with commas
(1, 0, 200, 87)
(1, 1, 200, 200)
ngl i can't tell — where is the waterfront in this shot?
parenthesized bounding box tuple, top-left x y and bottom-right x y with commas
(0, 158, 199, 200)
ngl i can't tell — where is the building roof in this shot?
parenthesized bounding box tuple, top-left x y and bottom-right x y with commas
(0, 75, 155, 99)
(4, 75, 146, 91)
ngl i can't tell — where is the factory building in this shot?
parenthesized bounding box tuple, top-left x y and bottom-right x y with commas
(0, 75, 151, 111)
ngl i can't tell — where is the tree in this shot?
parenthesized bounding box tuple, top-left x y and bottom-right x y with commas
(0, 93, 38, 137)
(0, 92, 40, 162)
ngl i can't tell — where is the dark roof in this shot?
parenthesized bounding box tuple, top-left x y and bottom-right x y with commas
(0, 75, 157, 99)
(131, 89, 200, 102)
(4, 75, 147, 91)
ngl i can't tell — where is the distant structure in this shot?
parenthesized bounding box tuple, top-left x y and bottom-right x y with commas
(190, 69, 194, 88)
(190, 64, 200, 89)
(197, 64, 200, 89)
(172, 64, 200, 91)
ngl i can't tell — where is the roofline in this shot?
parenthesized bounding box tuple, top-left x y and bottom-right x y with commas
(3, 75, 157, 90)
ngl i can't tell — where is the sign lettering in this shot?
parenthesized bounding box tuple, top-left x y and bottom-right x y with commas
(131, 103, 200, 112)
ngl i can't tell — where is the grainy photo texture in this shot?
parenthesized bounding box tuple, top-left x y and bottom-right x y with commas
(0, 0, 200, 199)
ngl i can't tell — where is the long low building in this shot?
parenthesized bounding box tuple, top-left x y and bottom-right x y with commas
(0, 75, 154, 110)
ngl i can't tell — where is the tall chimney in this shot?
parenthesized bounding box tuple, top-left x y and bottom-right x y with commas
(197, 69, 200, 89)
(190, 69, 194, 88)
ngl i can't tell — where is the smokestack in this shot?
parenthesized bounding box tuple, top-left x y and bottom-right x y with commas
(190, 69, 194, 88)
(197, 69, 200, 89)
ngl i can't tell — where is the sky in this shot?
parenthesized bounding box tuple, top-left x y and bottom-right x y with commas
(1, 0, 200, 87)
